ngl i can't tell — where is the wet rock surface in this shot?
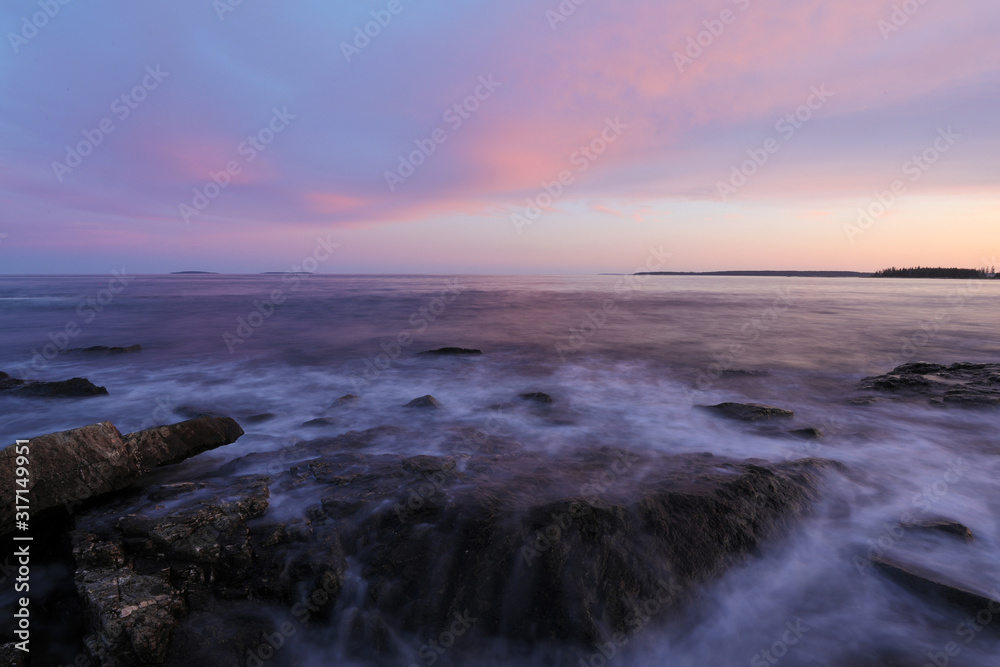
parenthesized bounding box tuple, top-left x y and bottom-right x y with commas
(0, 417, 244, 529)
(872, 555, 1000, 624)
(70, 426, 839, 665)
(859, 362, 1000, 406)
(703, 402, 795, 422)
(0, 371, 109, 397)
(72, 475, 282, 666)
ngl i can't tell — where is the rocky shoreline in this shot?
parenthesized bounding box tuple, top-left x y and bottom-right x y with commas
(2, 359, 998, 665)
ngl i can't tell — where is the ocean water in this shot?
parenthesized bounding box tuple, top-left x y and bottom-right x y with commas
(2, 274, 999, 666)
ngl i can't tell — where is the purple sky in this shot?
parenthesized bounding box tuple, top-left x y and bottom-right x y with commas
(1, 0, 998, 274)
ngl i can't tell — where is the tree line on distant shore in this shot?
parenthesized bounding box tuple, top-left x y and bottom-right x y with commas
(872, 266, 998, 279)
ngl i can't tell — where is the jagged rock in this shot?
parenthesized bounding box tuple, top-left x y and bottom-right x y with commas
(704, 402, 795, 421)
(0, 417, 244, 529)
(70, 426, 838, 663)
(404, 395, 442, 409)
(67, 345, 142, 354)
(0, 373, 108, 397)
(419, 347, 483, 356)
(72, 475, 286, 667)
(519, 392, 554, 404)
(859, 362, 1000, 407)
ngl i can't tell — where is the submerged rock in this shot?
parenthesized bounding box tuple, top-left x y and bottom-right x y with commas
(404, 394, 442, 409)
(859, 362, 1000, 407)
(302, 417, 338, 428)
(0, 372, 108, 397)
(0, 417, 244, 528)
(67, 344, 142, 354)
(719, 369, 770, 378)
(70, 426, 839, 664)
(704, 402, 795, 421)
(332, 393, 359, 407)
(519, 392, 554, 404)
(244, 413, 276, 424)
(419, 347, 483, 356)
(789, 427, 823, 440)
(872, 554, 1000, 620)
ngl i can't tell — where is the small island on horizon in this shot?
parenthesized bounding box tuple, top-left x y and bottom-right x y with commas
(636, 266, 999, 279)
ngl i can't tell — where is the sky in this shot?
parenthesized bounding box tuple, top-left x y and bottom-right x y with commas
(0, 0, 998, 274)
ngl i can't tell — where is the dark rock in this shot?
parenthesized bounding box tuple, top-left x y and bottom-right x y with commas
(302, 417, 338, 428)
(872, 554, 1000, 620)
(402, 455, 456, 474)
(901, 518, 974, 542)
(893, 362, 948, 374)
(404, 395, 442, 409)
(71, 426, 838, 663)
(0, 417, 244, 529)
(942, 388, 1000, 407)
(789, 427, 823, 440)
(862, 374, 933, 391)
(0, 422, 133, 528)
(519, 392, 554, 404)
(0, 375, 108, 398)
(332, 393, 359, 407)
(859, 362, 1000, 407)
(244, 413, 275, 424)
(720, 369, 770, 377)
(704, 402, 794, 421)
(67, 344, 142, 354)
(419, 347, 483, 356)
(71, 475, 293, 667)
(124, 416, 245, 470)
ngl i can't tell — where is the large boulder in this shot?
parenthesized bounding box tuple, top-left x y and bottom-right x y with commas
(0, 417, 244, 528)
(69, 426, 839, 665)
(125, 416, 245, 470)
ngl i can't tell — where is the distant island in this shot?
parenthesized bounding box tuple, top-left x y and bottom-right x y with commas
(634, 267, 999, 279)
(872, 266, 998, 279)
(169, 271, 219, 275)
(635, 271, 870, 278)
